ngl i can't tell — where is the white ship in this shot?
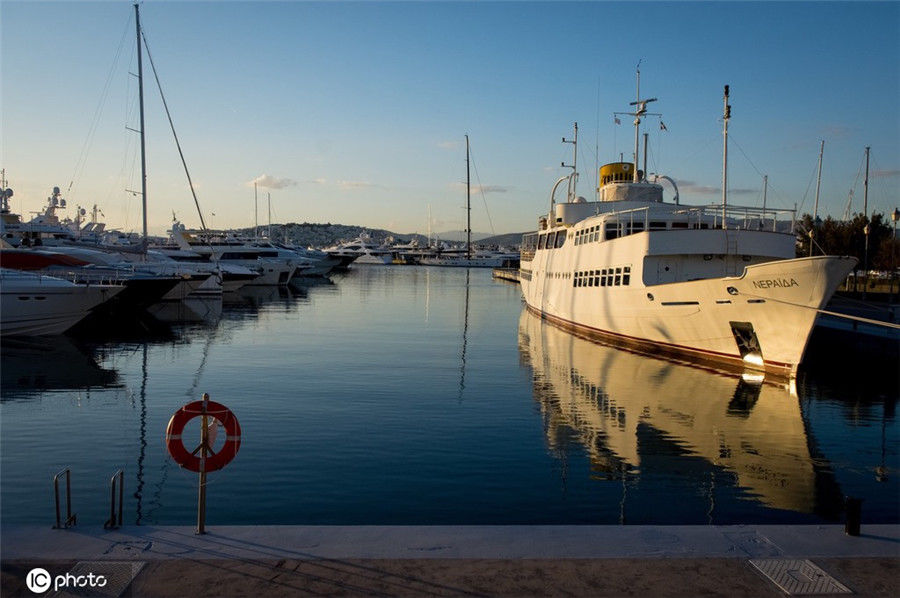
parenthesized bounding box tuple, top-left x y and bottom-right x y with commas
(520, 85, 855, 377)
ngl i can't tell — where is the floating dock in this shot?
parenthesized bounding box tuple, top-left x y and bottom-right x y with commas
(492, 267, 520, 283)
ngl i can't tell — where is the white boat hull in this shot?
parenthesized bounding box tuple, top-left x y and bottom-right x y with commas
(1, 271, 123, 336)
(521, 255, 856, 375)
(419, 256, 508, 268)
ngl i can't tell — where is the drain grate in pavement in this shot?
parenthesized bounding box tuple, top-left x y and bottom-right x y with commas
(49, 561, 145, 598)
(749, 559, 851, 595)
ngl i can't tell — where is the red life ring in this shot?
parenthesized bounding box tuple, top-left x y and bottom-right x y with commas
(165, 400, 241, 472)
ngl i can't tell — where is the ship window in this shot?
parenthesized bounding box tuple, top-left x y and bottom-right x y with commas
(623, 266, 631, 286)
(649, 221, 667, 230)
(672, 222, 689, 229)
(538, 234, 547, 249)
(593, 271, 600, 286)
(556, 231, 567, 248)
(600, 269, 607, 286)
(605, 222, 619, 240)
(699, 223, 710, 229)
(632, 222, 645, 233)
(615, 267, 622, 286)
(587, 272, 593, 287)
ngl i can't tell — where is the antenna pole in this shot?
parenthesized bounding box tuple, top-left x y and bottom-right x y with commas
(721, 85, 730, 230)
(135, 3, 148, 253)
(267, 192, 272, 239)
(254, 182, 258, 239)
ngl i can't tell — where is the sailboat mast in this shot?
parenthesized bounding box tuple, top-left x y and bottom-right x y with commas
(465, 134, 471, 260)
(863, 145, 871, 296)
(811, 140, 824, 256)
(135, 3, 148, 252)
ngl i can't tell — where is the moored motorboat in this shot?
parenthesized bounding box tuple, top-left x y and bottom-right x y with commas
(0, 268, 124, 336)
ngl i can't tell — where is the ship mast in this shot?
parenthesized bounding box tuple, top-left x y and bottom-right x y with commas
(562, 123, 578, 201)
(465, 134, 471, 260)
(629, 65, 656, 183)
(721, 85, 730, 230)
(135, 3, 148, 253)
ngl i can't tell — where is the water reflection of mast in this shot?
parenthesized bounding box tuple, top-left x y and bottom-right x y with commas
(134, 343, 148, 524)
(144, 327, 219, 522)
(457, 268, 470, 402)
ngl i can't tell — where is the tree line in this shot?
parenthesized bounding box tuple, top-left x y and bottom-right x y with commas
(795, 212, 899, 272)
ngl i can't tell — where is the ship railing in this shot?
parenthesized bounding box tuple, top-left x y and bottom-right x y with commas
(596, 203, 795, 236)
(672, 204, 795, 232)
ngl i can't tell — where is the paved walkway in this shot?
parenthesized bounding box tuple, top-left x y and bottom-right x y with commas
(2, 525, 898, 596)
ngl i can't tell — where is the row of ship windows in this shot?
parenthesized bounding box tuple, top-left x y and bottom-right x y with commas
(524, 220, 722, 254)
(574, 266, 631, 288)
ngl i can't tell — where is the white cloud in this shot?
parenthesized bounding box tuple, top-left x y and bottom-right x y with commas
(338, 180, 376, 189)
(248, 174, 297, 189)
(472, 184, 509, 194)
(452, 182, 510, 194)
(674, 180, 755, 195)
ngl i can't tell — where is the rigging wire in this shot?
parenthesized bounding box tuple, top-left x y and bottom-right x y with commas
(139, 27, 210, 234)
(868, 154, 894, 216)
(843, 153, 865, 220)
(796, 157, 821, 216)
(66, 14, 133, 201)
(467, 143, 496, 236)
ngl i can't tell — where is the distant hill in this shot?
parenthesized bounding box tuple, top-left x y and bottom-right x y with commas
(239, 222, 524, 249)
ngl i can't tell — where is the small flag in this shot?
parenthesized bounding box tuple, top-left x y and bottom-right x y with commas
(614, 117, 621, 125)
(660, 121, 668, 131)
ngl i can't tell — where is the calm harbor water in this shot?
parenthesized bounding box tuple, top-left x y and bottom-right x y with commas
(1, 266, 897, 527)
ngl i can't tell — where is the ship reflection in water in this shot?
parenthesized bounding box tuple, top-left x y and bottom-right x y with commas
(518, 309, 844, 523)
(0, 336, 121, 400)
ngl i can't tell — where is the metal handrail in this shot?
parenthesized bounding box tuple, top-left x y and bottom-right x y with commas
(52, 468, 76, 529)
(104, 469, 124, 529)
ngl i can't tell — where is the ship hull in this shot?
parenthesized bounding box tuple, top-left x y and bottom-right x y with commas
(521, 255, 856, 376)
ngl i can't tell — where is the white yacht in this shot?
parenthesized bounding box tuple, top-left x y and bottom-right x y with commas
(325, 234, 393, 265)
(0, 268, 123, 336)
(520, 87, 855, 377)
(169, 222, 296, 285)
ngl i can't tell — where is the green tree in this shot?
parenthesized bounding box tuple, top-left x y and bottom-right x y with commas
(796, 212, 895, 272)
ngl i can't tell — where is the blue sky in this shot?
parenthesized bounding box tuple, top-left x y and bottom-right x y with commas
(2, 1, 898, 237)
